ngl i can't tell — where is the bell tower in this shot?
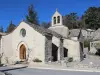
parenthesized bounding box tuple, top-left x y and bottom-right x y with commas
(49, 9, 69, 38)
(51, 9, 63, 26)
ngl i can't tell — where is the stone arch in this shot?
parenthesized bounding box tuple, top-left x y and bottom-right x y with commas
(17, 41, 28, 61)
(57, 16, 60, 23)
(20, 44, 26, 60)
(54, 17, 56, 24)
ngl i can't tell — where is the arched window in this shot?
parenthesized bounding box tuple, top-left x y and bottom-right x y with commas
(57, 16, 60, 23)
(54, 17, 56, 24)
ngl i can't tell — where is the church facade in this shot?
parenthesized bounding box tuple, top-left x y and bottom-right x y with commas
(0, 10, 84, 64)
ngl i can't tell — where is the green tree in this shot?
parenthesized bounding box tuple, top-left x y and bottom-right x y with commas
(77, 16, 86, 29)
(6, 21, 16, 33)
(63, 13, 79, 29)
(26, 4, 39, 25)
(41, 22, 51, 28)
(0, 26, 3, 32)
(82, 7, 100, 29)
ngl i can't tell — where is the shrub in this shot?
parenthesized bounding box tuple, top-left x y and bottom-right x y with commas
(0, 64, 3, 67)
(68, 57, 73, 62)
(14, 61, 21, 64)
(33, 58, 42, 62)
(83, 54, 86, 58)
(5, 57, 9, 64)
(84, 40, 90, 48)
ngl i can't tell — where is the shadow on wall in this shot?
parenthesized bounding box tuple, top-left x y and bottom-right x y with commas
(80, 42, 83, 52)
(95, 49, 100, 56)
(64, 47, 68, 57)
(52, 43, 58, 61)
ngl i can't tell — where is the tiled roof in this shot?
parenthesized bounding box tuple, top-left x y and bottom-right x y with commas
(0, 32, 7, 36)
(0, 21, 82, 39)
(68, 29, 81, 38)
(0, 21, 65, 39)
(24, 21, 65, 39)
(93, 28, 100, 41)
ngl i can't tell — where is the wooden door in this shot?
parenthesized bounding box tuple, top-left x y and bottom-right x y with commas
(20, 44, 26, 59)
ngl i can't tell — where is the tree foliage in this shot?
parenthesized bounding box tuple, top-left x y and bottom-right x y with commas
(63, 13, 79, 29)
(26, 4, 39, 25)
(41, 22, 51, 28)
(82, 7, 100, 29)
(63, 7, 100, 30)
(6, 21, 16, 33)
(0, 26, 3, 32)
(25, 5, 100, 30)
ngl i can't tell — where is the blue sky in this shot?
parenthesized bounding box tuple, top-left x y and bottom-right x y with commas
(0, 0, 100, 31)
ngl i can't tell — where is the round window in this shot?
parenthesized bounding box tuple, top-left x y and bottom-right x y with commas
(20, 28, 26, 37)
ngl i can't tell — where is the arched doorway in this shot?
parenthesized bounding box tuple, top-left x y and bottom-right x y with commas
(20, 44, 26, 60)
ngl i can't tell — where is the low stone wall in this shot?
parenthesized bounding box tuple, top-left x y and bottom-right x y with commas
(74, 64, 100, 69)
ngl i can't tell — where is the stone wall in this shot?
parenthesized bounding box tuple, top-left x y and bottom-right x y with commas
(45, 35, 52, 62)
(58, 39, 64, 61)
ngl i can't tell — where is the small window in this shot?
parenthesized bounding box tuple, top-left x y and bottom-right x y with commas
(57, 16, 60, 23)
(20, 28, 26, 37)
(54, 17, 56, 24)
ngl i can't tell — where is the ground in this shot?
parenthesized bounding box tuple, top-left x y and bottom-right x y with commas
(62, 48, 100, 68)
(1, 67, 100, 75)
(1, 48, 100, 75)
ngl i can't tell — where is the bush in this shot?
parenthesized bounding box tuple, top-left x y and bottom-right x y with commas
(84, 40, 90, 48)
(68, 57, 73, 62)
(14, 61, 21, 64)
(83, 54, 86, 58)
(33, 58, 42, 62)
(0, 64, 3, 67)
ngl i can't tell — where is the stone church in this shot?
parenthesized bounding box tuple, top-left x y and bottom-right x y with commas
(0, 10, 84, 64)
